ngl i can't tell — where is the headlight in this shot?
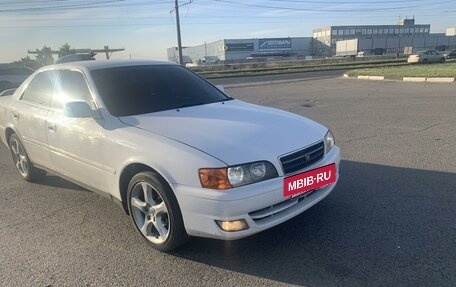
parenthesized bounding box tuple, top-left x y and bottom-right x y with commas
(324, 130, 335, 155)
(199, 161, 278, 190)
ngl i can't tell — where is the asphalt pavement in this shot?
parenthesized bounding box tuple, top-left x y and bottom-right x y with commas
(1, 74, 455, 286)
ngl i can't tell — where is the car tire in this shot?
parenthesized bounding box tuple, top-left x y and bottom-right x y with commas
(8, 133, 46, 182)
(127, 171, 189, 252)
(440, 57, 445, 63)
(422, 58, 429, 64)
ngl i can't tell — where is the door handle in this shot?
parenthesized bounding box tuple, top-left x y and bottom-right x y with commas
(12, 111, 19, 119)
(48, 123, 56, 132)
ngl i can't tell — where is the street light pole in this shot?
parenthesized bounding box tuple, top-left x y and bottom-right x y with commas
(174, 0, 184, 65)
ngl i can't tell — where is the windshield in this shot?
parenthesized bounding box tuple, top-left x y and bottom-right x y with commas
(91, 65, 230, 117)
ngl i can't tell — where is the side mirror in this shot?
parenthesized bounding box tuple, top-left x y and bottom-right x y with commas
(216, 85, 225, 92)
(64, 101, 94, 118)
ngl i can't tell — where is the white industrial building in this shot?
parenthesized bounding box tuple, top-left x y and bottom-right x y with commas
(167, 19, 456, 62)
(314, 19, 456, 56)
(447, 27, 456, 36)
(336, 34, 456, 56)
(167, 37, 313, 64)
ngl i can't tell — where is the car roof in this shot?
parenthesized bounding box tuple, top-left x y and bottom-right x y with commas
(43, 59, 178, 72)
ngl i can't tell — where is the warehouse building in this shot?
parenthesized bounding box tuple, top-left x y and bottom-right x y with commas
(167, 19, 455, 62)
(313, 18, 431, 56)
(167, 37, 313, 64)
(447, 27, 456, 36)
(336, 33, 456, 56)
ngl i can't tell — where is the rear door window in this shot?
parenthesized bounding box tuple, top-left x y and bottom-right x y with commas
(21, 70, 58, 106)
(52, 70, 93, 109)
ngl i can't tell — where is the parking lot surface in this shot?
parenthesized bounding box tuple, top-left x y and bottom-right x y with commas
(1, 77, 455, 286)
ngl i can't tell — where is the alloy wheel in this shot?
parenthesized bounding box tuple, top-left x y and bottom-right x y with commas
(10, 137, 29, 177)
(130, 181, 170, 244)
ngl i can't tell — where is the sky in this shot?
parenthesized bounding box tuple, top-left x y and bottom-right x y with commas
(1, 0, 455, 63)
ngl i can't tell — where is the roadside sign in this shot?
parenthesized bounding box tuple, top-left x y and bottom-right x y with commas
(259, 38, 292, 51)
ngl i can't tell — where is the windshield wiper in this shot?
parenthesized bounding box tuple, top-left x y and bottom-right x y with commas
(175, 102, 207, 110)
(176, 98, 232, 110)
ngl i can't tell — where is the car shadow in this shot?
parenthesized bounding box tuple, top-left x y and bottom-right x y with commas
(34, 174, 88, 192)
(170, 160, 456, 286)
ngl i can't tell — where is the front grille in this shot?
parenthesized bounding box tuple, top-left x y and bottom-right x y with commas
(280, 141, 324, 175)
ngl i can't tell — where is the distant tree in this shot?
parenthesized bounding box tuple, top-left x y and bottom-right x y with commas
(34, 46, 54, 65)
(11, 55, 33, 65)
(59, 43, 73, 58)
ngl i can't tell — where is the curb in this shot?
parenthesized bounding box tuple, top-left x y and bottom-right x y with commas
(343, 74, 455, 83)
(403, 77, 426, 82)
(426, 77, 455, 83)
(203, 65, 353, 80)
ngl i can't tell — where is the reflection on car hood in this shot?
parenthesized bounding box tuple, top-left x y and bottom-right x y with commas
(119, 100, 327, 165)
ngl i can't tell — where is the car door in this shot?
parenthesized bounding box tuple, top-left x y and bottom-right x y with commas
(430, 51, 440, 62)
(422, 51, 430, 62)
(47, 69, 107, 192)
(11, 70, 58, 169)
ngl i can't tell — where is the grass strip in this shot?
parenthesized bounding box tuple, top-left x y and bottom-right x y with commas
(197, 59, 406, 76)
(346, 61, 456, 78)
(200, 62, 409, 79)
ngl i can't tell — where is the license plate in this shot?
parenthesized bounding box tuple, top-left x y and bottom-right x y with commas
(283, 164, 336, 198)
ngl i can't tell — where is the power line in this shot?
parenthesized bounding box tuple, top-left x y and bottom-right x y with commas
(1, 13, 454, 24)
(0, 0, 452, 26)
(0, 0, 166, 4)
(0, 0, 173, 13)
(2, 12, 453, 22)
(265, 0, 441, 4)
(1, 0, 453, 14)
(204, 0, 455, 12)
(0, 0, 72, 4)
(0, 0, 125, 12)
(1, 16, 455, 29)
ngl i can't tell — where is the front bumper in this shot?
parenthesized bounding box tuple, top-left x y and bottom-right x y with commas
(172, 146, 341, 240)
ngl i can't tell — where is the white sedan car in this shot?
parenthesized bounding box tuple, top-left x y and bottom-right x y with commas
(0, 60, 340, 251)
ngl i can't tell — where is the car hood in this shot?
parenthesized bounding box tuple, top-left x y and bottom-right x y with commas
(119, 100, 327, 166)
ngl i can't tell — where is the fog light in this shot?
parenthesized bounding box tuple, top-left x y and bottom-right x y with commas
(216, 219, 249, 232)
